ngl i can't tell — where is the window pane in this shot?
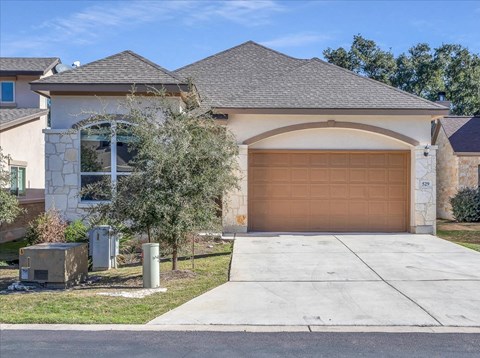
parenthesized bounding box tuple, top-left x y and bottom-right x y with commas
(116, 126, 137, 172)
(1, 82, 14, 102)
(18, 167, 26, 195)
(80, 175, 111, 201)
(81, 124, 111, 172)
(10, 167, 18, 194)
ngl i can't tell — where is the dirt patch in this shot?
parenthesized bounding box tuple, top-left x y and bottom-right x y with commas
(437, 220, 480, 232)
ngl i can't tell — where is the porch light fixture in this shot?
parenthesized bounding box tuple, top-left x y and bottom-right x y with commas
(424, 145, 430, 157)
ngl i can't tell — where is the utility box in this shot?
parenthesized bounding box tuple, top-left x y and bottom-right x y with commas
(89, 225, 119, 271)
(19, 243, 88, 288)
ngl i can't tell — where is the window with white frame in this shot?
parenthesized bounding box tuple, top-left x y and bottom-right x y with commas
(0, 81, 15, 102)
(80, 121, 136, 201)
(10, 166, 26, 196)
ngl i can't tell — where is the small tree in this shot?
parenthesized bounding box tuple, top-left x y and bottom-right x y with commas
(84, 91, 240, 270)
(0, 147, 23, 226)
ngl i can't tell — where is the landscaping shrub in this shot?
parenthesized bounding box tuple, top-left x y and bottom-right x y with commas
(450, 187, 480, 222)
(65, 220, 89, 243)
(25, 209, 68, 245)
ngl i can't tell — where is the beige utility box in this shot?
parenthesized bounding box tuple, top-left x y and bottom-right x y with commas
(19, 243, 88, 288)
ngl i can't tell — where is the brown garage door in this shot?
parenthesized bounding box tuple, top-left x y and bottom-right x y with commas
(248, 150, 409, 232)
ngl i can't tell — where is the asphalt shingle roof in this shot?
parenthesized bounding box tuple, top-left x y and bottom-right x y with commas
(440, 116, 480, 152)
(0, 57, 59, 75)
(33, 50, 185, 85)
(0, 108, 48, 129)
(175, 41, 447, 111)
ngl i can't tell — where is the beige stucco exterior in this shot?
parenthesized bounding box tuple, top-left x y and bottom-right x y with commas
(436, 127, 480, 220)
(45, 98, 439, 234)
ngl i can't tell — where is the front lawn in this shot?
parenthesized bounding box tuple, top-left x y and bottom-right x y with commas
(437, 219, 480, 252)
(0, 242, 232, 324)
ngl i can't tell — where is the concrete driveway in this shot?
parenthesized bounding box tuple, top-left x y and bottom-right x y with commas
(149, 234, 480, 327)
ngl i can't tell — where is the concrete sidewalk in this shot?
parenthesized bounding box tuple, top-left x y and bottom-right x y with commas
(148, 234, 480, 327)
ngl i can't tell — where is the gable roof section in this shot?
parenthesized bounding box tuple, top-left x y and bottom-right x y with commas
(0, 108, 48, 131)
(437, 116, 480, 153)
(31, 50, 188, 94)
(175, 41, 308, 107)
(0, 57, 60, 76)
(175, 41, 448, 115)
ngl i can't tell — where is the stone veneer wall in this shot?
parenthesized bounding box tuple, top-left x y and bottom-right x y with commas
(44, 129, 85, 222)
(458, 156, 480, 188)
(412, 145, 437, 234)
(222, 144, 438, 234)
(222, 145, 248, 233)
(436, 129, 459, 220)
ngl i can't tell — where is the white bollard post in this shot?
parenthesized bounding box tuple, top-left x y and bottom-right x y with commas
(142, 243, 160, 288)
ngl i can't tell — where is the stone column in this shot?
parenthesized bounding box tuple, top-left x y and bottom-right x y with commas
(44, 129, 83, 221)
(222, 144, 248, 233)
(412, 145, 437, 234)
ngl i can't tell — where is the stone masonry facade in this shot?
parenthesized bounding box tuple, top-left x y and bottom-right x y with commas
(44, 129, 86, 221)
(436, 128, 480, 220)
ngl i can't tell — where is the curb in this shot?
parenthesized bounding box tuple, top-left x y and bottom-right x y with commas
(2, 324, 480, 333)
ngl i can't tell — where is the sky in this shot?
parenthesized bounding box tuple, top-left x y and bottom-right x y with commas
(1, 0, 479, 70)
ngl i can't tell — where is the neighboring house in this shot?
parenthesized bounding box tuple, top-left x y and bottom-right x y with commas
(0, 57, 60, 242)
(433, 116, 480, 220)
(31, 42, 449, 235)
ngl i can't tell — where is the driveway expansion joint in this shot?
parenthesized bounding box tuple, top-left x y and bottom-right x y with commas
(333, 235, 444, 326)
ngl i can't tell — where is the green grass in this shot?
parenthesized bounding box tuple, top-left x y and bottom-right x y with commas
(0, 245, 232, 324)
(436, 228, 480, 252)
(0, 240, 28, 262)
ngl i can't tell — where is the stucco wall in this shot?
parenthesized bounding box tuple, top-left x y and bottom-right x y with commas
(14, 76, 42, 108)
(50, 95, 183, 129)
(0, 116, 47, 191)
(228, 114, 432, 145)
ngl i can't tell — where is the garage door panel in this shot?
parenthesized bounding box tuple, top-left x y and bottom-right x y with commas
(310, 168, 330, 182)
(292, 168, 309, 182)
(311, 184, 330, 198)
(331, 184, 348, 198)
(249, 151, 408, 232)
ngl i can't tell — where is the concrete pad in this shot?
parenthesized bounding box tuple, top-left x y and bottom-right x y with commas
(389, 281, 480, 327)
(149, 281, 439, 326)
(358, 252, 480, 281)
(337, 234, 472, 253)
(233, 235, 347, 254)
(230, 252, 380, 282)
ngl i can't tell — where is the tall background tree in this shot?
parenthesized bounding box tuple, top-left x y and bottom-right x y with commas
(324, 35, 480, 116)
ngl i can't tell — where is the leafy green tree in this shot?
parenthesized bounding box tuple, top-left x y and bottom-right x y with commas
(83, 91, 240, 270)
(0, 147, 23, 226)
(324, 35, 480, 115)
(324, 34, 396, 84)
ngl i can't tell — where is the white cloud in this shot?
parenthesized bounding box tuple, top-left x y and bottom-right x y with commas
(261, 33, 332, 48)
(1, 0, 283, 56)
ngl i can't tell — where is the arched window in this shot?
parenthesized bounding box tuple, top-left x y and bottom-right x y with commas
(80, 121, 135, 201)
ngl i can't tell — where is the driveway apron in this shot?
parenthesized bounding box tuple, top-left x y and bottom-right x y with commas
(148, 234, 480, 326)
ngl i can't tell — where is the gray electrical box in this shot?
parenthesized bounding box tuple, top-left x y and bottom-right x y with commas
(89, 225, 119, 271)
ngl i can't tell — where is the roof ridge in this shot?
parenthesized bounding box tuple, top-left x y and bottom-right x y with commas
(125, 50, 186, 83)
(174, 40, 306, 73)
(310, 57, 448, 110)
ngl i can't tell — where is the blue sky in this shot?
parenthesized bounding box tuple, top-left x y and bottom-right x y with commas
(1, 0, 479, 70)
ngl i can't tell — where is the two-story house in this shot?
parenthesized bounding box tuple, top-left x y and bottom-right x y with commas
(0, 57, 60, 242)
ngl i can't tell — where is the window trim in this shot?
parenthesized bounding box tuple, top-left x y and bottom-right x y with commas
(79, 120, 134, 202)
(10, 165, 26, 196)
(0, 81, 15, 103)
